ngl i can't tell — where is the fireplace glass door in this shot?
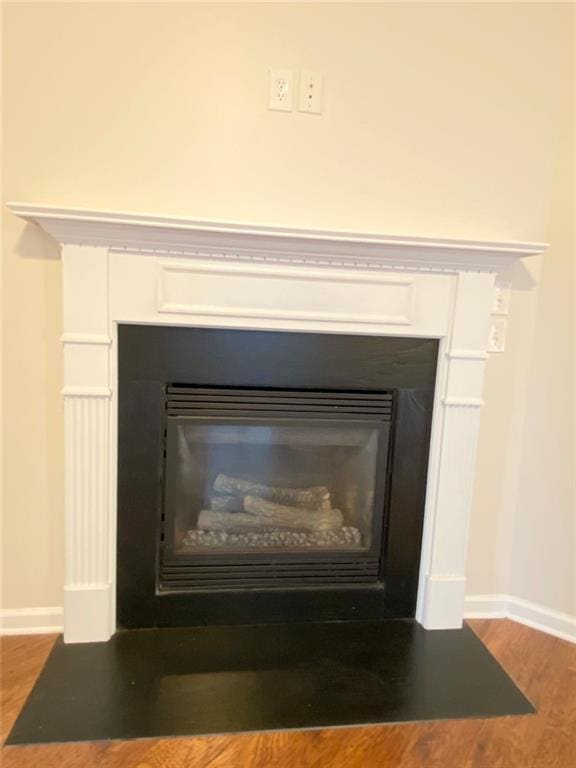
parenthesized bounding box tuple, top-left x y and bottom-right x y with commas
(159, 387, 392, 591)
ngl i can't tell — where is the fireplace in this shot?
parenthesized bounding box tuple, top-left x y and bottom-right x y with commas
(161, 386, 391, 587)
(117, 325, 437, 628)
(7, 203, 543, 641)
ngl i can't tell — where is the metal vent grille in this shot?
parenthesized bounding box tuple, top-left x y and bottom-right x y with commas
(160, 558, 382, 591)
(166, 386, 393, 420)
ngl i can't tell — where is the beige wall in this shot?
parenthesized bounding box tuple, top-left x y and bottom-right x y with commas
(508, 56, 574, 614)
(466, 13, 575, 617)
(2, 210, 64, 608)
(2, 2, 573, 614)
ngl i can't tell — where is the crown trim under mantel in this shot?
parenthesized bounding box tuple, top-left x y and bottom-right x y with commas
(7, 203, 546, 272)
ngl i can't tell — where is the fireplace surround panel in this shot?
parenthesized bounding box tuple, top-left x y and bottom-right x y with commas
(118, 326, 437, 628)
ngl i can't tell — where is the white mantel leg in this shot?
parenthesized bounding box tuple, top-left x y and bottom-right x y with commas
(420, 271, 495, 629)
(62, 245, 113, 642)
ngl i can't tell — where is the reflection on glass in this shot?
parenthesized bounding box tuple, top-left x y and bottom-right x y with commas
(168, 422, 380, 554)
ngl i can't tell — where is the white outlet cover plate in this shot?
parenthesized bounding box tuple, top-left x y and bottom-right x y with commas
(269, 69, 293, 112)
(298, 70, 323, 114)
(492, 283, 512, 315)
(489, 318, 508, 352)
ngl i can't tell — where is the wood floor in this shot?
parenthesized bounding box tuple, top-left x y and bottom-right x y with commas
(1, 620, 574, 767)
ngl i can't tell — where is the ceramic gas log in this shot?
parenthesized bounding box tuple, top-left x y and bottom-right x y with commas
(213, 473, 331, 509)
(197, 498, 344, 533)
(201, 474, 342, 532)
(210, 492, 332, 514)
(209, 495, 244, 513)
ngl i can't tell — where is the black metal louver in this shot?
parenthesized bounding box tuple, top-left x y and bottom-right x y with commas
(160, 558, 382, 591)
(166, 386, 394, 420)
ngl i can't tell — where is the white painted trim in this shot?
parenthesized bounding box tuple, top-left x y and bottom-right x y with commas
(64, 585, 112, 643)
(6, 202, 546, 272)
(464, 594, 510, 618)
(465, 594, 576, 644)
(447, 350, 489, 361)
(157, 260, 414, 326)
(61, 333, 112, 346)
(7, 204, 546, 642)
(442, 397, 485, 407)
(159, 304, 413, 327)
(0, 607, 63, 636)
(160, 260, 416, 286)
(421, 575, 467, 629)
(62, 386, 112, 398)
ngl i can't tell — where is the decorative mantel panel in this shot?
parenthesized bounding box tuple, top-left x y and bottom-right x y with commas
(7, 203, 545, 642)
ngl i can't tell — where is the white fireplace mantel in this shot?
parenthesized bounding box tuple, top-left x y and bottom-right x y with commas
(10, 203, 543, 272)
(8, 202, 546, 643)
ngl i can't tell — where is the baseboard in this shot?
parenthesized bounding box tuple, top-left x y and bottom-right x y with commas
(465, 593, 576, 644)
(0, 607, 63, 636)
(2, 598, 574, 643)
(464, 593, 509, 619)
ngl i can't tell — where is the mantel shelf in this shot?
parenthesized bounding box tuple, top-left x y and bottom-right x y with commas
(7, 202, 546, 273)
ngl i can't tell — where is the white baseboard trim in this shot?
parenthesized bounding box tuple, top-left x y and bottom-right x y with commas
(2, 598, 574, 644)
(464, 594, 509, 619)
(0, 607, 63, 636)
(465, 593, 576, 644)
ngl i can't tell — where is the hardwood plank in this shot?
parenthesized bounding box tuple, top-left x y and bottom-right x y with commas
(531, 638, 576, 766)
(1, 635, 57, 742)
(464, 620, 575, 768)
(1, 619, 574, 768)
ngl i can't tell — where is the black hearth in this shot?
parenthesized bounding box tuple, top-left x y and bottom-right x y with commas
(117, 326, 437, 629)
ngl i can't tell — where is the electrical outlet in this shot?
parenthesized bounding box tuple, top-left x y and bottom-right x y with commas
(269, 69, 293, 112)
(298, 70, 323, 114)
(492, 283, 512, 315)
(489, 318, 508, 353)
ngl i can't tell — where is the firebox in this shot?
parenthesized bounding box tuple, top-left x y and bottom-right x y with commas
(118, 325, 437, 629)
(160, 386, 392, 591)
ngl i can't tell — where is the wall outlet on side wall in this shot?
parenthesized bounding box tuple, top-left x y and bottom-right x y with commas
(298, 70, 323, 114)
(489, 318, 508, 353)
(269, 69, 293, 111)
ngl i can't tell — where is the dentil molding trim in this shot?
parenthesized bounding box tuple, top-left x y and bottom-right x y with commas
(7, 203, 546, 273)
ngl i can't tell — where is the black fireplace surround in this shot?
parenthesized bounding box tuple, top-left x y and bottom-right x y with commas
(118, 326, 437, 629)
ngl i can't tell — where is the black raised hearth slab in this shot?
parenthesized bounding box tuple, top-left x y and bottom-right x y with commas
(6, 620, 533, 745)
